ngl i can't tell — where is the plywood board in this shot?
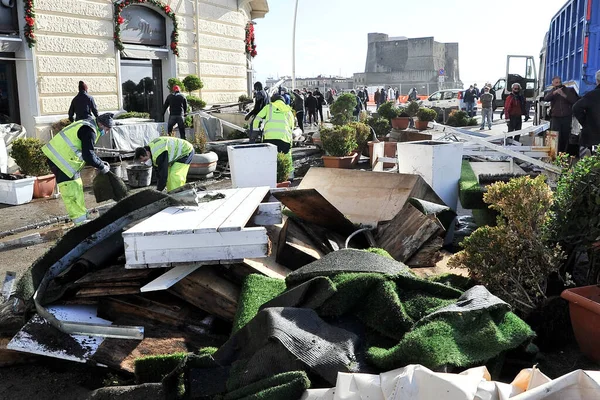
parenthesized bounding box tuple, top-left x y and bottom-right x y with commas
(298, 167, 444, 227)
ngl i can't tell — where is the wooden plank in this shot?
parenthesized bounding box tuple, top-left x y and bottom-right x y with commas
(407, 237, 445, 268)
(125, 243, 270, 266)
(140, 264, 202, 293)
(371, 141, 385, 172)
(273, 189, 357, 237)
(376, 203, 443, 262)
(251, 202, 283, 226)
(97, 295, 194, 327)
(218, 186, 270, 232)
(169, 266, 240, 321)
(193, 187, 254, 233)
(0, 337, 40, 367)
(298, 168, 444, 227)
(276, 218, 324, 270)
(75, 286, 140, 298)
(74, 265, 155, 286)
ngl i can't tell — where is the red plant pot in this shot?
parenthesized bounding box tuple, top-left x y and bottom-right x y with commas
(561, 285, 600, 363)
(33, 174, 56, 198)
(391, 117, 410, 130)
(276, 181, 291, 188)
(322, 153, 357, 169)
(415, 120, 430, 131)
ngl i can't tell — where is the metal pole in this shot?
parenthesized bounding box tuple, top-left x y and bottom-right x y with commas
(292, 0, 299, 90)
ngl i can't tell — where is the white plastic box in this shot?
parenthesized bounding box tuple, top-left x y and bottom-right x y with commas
(397, 141, 463, 209)
(0, 176, 36, 205)
(227, 143, 277, 188)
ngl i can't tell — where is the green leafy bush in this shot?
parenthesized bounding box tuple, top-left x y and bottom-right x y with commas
(10, 138, 51, 176)
(182, 74, 203, 93)
(417, 107, 437, 122)
(184, 115, 193, 128)
(446, 110, 470, 127)
(405, 101, 420, 117)
(238, 94, 252, 103)
(186, 95, 206, 111)
(377, 101, 398, 121)
(467, 117, 479, 126)
(51, 118, 71, 133)
(449, 176, 564, 316)
(320, 125, 357, 157)
(193, 129, 207, 154)
(547, 154, 600, 284)
(330, 93, 357, 126)
(348, 121, 370, 153)
(116, 111, 150, 120)
(277, 152, 293, 183)
(167, 77, 185, 93)
(367, 117, 390, 138)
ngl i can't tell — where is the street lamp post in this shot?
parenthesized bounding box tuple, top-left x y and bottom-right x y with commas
(292, 0, 299, 90)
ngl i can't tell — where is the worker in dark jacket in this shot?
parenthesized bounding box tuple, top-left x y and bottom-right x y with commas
(163, 85, 188, 140)
(134, 137, 195, 192)
(292, 89, 305, 132)
(42, 114, 114, 225)
(504, 83, 527, 142)
(305, 91, 318, 125)
(313, 88, 325, 124)
(544, 76, 580, 155)
(573, 70, 600, 153)
(68, 81, 99, 122)
(245, 81, 270, 142)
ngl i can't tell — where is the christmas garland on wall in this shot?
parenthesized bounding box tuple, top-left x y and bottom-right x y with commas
(113, 0, 179, 56)
(245, 22, 257, 58)
(24, 0, 36, 48)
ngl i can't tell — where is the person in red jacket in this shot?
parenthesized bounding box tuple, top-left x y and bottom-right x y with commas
(504, 83, 527, 142)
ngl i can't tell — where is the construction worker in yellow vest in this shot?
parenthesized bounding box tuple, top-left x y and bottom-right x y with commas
(42, 114, 114, 225)
(134, 137, 195, 192)
(252, 94, 294, 171)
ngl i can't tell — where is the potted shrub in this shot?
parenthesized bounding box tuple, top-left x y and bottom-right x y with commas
(276, 151, 293, 187)
(366, 116, 396, 168)
(188, 130, 218, 179)
(415, 107, 437, 130)
(330, 93, 357, 126)
(10, 138, 55, 198)
(348, 121, 370, 156)
(320, 125, 358, 169)
(238, 94, 252, 112)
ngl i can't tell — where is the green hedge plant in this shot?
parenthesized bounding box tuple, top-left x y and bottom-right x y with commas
(10, 138, 51, 176)
(377, 101, 398, 122)
(330, 93, 357, 126)
(417, 107, 437, 122)
(367, 117, 390, 138)
(320, 125, 357, 157)
(277, 152, 293, 183)
(182, 74, 203, 94)
(186, 95, 206, 111)
(167, 77, 186, 93)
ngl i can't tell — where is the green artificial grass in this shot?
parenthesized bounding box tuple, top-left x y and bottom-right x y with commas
(459, 160, 487, 209)
(428, 273, 476, 291)
(367, 310, 534, 370)
(222, 371, 310, 400)
(472, 208, 499, 227)
(364, 248, 394, 259)
(134, 352, 187, 384)
(232, 274, 287, 334)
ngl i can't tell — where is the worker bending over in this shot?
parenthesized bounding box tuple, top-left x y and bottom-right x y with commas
(42, 114, 114, 225)
(252, 94, 294, 172)
(134, 137, 195, 192)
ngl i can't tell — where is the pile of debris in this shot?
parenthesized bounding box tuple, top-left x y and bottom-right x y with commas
(0, 168, 537, 399)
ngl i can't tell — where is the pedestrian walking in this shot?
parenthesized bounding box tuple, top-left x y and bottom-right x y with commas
(351, 90, 362, 121)
(374, 89, 380, 108)
(325, 89, 334, 106)
(363, 87, 370, 107)
(408, 87, 418, 101)
(479, 87, 493, 130)
(573, 70, 600, 154)
(292, 89, 305, 132)
(544, 76, 580, 155)
(68, 81, 99, 122)
(162, 85, 188, 140)
(314, 88, 325, 124)
(463, 85, 477, 117)
(394, 87, 400, 104)
(387, 86, 395, 104)
(504, 83, 527, 142)
(305, 91, 318, 125)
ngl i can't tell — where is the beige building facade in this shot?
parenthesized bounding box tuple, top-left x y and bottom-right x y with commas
(0, 0, 268, 141)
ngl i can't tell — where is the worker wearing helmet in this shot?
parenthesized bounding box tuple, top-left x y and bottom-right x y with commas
(42, 113, 115, 225)
(253, 94, 295, 174)
(163, 85, 188, 140)
(134, 136, 195, 193)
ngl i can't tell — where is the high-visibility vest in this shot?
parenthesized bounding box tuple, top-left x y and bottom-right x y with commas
(149, 137, 194, 166)
(42, 119, 100, 178)
(256, 103, 293, 144)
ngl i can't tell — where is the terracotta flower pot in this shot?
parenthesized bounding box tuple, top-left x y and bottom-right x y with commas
(33, 174, 56, 198)
(322, 153, 357, 169)
(561, 285, 600, 363)
(276, 181, 291, 188)
(415, 120, 430, 131)
(391, 117, 410, 130)
(367, 141, 397, 168)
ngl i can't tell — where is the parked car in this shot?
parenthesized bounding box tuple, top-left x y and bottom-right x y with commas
(419, 89, 477, 120)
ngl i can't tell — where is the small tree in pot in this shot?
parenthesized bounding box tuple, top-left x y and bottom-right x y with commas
(276, 152, 293, 187)
(330, 94, 357, 126)
(10, 138, 55, 198)
(320, 125, 358, 169)
(415, 107, 437, 130)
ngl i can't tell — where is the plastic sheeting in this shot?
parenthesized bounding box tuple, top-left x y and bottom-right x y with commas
(0, 123, 27, 174)
(110, 122, 167, 151)
(301, 365, 600, 400)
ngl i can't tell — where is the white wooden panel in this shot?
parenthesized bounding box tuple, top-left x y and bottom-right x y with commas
(218, 186, 270, 232)
(140, 264, 202, 292)
(124, 227, 268, 251)
(125, 244, 269, 265)
(194, 187, 254, 233)
(123, 207, 189, 237)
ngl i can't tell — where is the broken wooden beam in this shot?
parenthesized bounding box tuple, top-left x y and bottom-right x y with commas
(407, 237, 445, 268)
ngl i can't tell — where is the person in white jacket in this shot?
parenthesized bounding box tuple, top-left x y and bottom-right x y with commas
(387, 87, 395, 104)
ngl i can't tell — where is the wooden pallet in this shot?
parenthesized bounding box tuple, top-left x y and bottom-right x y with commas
(123, 187, 275, 268)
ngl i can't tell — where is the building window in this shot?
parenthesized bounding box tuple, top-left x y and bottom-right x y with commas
(0, 2, 18, 33)
(120, 5, 167, 47)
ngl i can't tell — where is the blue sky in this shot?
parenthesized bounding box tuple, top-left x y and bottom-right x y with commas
(252, 0, 570, 90)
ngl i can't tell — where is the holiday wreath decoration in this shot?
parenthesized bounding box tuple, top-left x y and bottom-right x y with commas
(113, 0, 179, 56)
(245, 22, 257, 58)
(24, 0, 36, 48)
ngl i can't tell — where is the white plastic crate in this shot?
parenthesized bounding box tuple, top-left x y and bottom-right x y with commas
(227, 143, 277, 188)
(0, 176, 36, 205)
